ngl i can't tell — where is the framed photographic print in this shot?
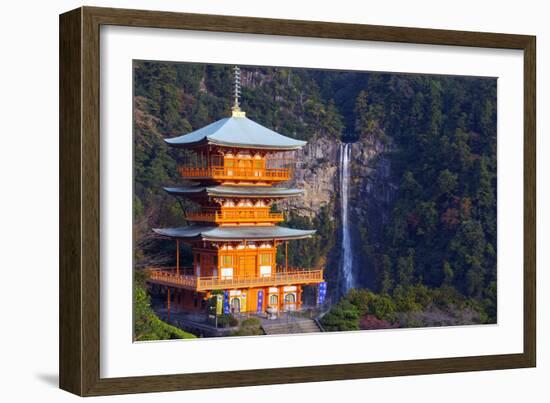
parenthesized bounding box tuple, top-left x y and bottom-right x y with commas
(59, 6, 536, 396)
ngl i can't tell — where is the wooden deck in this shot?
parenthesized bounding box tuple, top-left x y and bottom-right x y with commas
(186, 208, 284, 224)
(148, 268, 324, 291)
(178, 165, 292, 182)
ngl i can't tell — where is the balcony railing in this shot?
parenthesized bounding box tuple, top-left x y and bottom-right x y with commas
(148, 267, 324, 291)
(186, 209, 284, 224)
(178, 166, 292, 182)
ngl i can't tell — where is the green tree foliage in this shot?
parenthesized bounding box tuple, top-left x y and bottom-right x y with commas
(378, 254, 394, 294)
(134, 281, 196, 341)
(320, 300, 361, 331)
(353, 90, 388, 144)
(397, 249, 415, 287)
(348, 73, 497, 323)
(133, 61, 497, 326)
(216, 314, 239, 328)
(322, 99, 344, 138)
(279, 206, 336, 270)
(322, 285, 490, 331)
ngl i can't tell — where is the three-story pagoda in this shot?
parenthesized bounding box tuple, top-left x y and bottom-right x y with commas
(148, 67, 325, 317)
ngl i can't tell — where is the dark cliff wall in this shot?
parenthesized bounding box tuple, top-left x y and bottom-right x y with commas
(350, 139, 395, 289)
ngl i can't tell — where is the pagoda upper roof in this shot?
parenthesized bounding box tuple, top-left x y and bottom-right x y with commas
(153, 225, 315, 241)
(164, 115, 306, 151)
(164, 185, 304, 198)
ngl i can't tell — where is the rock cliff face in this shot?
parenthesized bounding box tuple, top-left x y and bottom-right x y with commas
(279, 136, 340, 218)
(349, 139, 395, 288)
(277, 134, 395, 295)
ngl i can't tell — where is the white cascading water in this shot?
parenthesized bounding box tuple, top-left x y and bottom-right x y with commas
(340, 142, 355, 294)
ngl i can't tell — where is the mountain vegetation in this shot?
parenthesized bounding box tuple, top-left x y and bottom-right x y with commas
(134, 271, 196, 341)
(133, 61, 497, 331)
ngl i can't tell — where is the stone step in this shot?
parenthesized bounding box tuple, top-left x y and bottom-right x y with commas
(261, 318, 322, 335)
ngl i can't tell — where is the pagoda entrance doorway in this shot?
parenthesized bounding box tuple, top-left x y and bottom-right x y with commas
(231, 297, 241, 313)
(269, 294, 278, 307)
(284, 293, 296, 311)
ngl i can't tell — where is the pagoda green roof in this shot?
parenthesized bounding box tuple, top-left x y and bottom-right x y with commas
(164, 115, 306, 150)
(153, 225, 315, 241)
(164, 185, 304, 198)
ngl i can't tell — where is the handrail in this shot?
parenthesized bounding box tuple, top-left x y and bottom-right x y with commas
(178, 165, 292, 180)
(186, 209, 284, 223)
(148, 268, 324, 291)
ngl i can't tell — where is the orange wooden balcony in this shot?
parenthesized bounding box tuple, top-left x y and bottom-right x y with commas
(186, 208, 284, 224)
(147, 267, 324, 292)
(178, 165, 292, 182)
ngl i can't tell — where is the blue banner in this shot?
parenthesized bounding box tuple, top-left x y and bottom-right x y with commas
(223, 291, 230, 314)
(257, 290, 264, 313)
(317, 282, 327, 305)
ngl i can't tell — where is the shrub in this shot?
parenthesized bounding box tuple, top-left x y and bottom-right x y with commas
(409, 284, 433, 308)
(369, 294, 397, 322)
(232, 317, 264, 336)
(347, 288, 377, 315)
(241, 317, 261, 328)
(431, 285, 463, 308)
(321, 300, 360, 331)
(392, 285, 422, 312)
(134, 283, 196, 340)
(217, 314, 239, 328)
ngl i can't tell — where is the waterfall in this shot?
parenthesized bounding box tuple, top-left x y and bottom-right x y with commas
(339, 142, 355, 294)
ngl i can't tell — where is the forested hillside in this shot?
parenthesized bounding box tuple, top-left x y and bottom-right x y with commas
(133, 61, 497, 329)
(338, 72, 497, 326)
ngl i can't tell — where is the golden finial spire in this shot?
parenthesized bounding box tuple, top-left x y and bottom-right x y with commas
(231, 66, 246, 117)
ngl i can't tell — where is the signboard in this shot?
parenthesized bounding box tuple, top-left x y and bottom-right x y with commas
(257, 290, 264, 313)
(317, 282, 327, 305)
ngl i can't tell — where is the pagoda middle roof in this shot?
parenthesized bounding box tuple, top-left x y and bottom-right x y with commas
(164, 185, 304, 198)
(164, 115, 306, 150)
(153, 225, 315, 241)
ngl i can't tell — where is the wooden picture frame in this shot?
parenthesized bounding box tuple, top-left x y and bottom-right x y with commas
(59, 6, 536, 396)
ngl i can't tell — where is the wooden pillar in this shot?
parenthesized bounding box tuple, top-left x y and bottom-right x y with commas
(217, 250, 221, 279)
(285, 241, 288, 272)
(176, 239, 180, 276)
(167, 287, 171, 322)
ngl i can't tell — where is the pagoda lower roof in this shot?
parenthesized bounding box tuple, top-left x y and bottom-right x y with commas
(164, 115, 306, 150)
(153, 225, 315, 241)
(164, 185, 303, 198)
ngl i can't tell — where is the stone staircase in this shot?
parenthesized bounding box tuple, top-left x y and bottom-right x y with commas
(261, 317, 322, 335)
